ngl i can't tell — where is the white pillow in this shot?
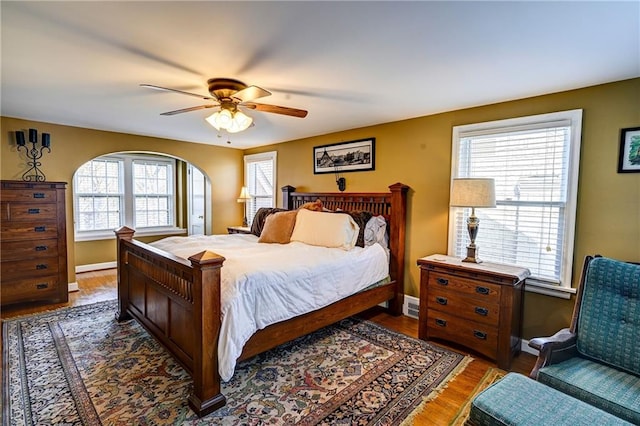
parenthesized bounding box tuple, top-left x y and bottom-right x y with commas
(290, 208, 359, 250)
(364, 215, 388, 248)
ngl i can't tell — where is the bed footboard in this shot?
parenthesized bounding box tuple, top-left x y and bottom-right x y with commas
(115, 227, 226, 416)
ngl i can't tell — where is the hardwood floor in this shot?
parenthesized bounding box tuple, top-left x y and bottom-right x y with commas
(2, 269, 537, 425)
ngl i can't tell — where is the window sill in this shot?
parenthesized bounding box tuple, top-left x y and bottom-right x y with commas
(524, 279, 577, 299)
(75, 227, 187, 242)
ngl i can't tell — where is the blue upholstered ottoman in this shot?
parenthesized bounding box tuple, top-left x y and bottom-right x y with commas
(468, 373, 633, 425)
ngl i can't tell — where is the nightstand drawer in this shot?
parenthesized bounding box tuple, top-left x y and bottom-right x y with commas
(427, 289, 500, 326)
(428, 272, 501, 300)
(426, 308, 498, 360)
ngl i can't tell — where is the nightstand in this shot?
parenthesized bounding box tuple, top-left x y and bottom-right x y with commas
(227, 226, 251, 234)
(417, 254, 530, 369)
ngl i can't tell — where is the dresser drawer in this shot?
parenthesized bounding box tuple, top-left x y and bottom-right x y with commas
(428, 272, 501, 300)
(1, 202, 58, 222)
(1, 257, 59, 279)
(426, 308, 498, 360)
(1, 221, 59, 241)
(1, 276, 62, 305)
(427, 288, 500, 326)
(0, 238, 59, 261)
(0, 188, 57, 203)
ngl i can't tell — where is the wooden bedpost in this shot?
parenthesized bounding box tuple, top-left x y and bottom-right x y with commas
(281, 185, 296, 210)
(187, 250, 227, 416)
(115, 226, 135, 322)
(388, 183, 409, 316)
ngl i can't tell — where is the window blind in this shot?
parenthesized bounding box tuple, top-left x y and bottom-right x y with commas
(450, 110, 582, 288)
(245, 152, 276, 225)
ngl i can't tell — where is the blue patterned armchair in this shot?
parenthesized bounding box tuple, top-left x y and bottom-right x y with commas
(529, 255, 640, 424)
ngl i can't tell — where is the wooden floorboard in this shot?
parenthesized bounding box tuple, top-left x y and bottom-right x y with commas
(1, 269, 537, 425)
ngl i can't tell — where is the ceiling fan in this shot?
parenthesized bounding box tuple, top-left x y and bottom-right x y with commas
(141, 78, 308, 133)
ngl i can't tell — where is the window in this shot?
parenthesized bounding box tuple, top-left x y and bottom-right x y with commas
(449, 110, 582, 297)
(74, 154, 180, 240)
(244, 151, 277, 225)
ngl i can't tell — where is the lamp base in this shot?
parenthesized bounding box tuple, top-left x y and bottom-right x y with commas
(242, 216, 248, 227)
(462, 245, 482, 263)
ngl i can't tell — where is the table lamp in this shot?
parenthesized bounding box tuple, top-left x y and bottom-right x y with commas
(237, 186, 251, 227)
(450, 178, 496, 263)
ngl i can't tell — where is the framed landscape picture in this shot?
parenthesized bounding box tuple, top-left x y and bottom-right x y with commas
(314, 138, 375, 174)
(618, 127, 640, 173)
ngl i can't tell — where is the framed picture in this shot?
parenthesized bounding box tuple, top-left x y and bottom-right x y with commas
(314, 138, 375, 174)
(618, 126, 640, 173)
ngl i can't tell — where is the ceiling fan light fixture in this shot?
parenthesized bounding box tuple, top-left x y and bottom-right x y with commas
(205, 108, 253, 133)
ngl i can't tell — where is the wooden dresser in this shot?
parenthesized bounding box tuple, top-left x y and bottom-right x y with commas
(1, 180, 68, 306)
(417, 254, 530, 369)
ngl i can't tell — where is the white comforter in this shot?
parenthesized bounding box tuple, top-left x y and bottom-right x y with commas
(150, 234, 389, 381)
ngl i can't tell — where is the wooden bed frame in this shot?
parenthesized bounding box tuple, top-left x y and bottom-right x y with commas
(114, 182, 409, 416)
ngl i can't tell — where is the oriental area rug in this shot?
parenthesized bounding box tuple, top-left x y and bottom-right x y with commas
(4, 300, 471, 425)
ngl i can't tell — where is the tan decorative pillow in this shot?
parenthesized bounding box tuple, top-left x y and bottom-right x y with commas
(299, 199, 323, 212)
(290, 208, 359, 250)
(258, 210, 299, 244)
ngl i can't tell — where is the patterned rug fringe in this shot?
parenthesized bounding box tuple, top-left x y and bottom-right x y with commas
(448, 367, 507, 426)
(400, 356, 474, 426)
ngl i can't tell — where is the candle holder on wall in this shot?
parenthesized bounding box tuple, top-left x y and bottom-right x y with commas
(15, 129, 51, 182)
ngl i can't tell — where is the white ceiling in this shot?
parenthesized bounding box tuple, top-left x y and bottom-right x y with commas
(2, 1, 639, 150)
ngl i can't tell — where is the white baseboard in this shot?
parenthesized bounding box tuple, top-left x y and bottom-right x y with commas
(521, 339, 539, 356)
(68, 282, 79, 292)
(75, 261, 117, 273)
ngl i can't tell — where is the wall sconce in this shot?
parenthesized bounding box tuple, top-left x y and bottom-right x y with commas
(334, 165, 346, 192)
(237, 186, 251, 227)
(15, 129, 51, 182)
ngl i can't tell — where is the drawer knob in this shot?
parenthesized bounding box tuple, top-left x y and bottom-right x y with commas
(473, 330, 487, 340)
(436, 277, 449, 286)
(36, 264, 48, 270)
(475, 307, 489, 316)
(435, 318, 447, 327)
(27, 208, 41, 214)
(475, 286, 490, 295)
(33, 193, 45, 199)
(436, 296, 448, 305)
(34, 226, 46, 232)
(36, 283, 49, 290)
(35, 245, 48, 251)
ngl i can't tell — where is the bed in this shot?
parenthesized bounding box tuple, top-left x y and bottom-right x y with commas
(114, 183, 409, 416)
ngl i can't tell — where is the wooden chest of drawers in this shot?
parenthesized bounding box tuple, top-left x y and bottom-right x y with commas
(417, 254, 530, 369)
(1, 180, 68, 306)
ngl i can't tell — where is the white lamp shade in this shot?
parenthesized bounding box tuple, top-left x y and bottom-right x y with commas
(237, 186, 251, 203)
(450, 178, 496, 208)
(206, 109, 253, 133)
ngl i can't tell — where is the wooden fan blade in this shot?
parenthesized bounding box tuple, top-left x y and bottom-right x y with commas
(160, 105, 216, 116)
(243, 102, 308, 118)
(141, 84, 218, 101)
(232, 85, 271, 102)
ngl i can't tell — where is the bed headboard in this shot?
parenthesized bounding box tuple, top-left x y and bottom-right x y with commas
(281, 183, 409, 314)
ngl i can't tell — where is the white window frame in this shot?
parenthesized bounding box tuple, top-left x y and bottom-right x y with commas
(448, 110, 582, 298)
(244, 151, 277, 226)
(74, 154, 184, 241)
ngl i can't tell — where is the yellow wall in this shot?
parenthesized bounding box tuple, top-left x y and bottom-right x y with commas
(245, 78, 640, 339)
(2, 78, 638, 339)
(1, 118, 244, 282)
